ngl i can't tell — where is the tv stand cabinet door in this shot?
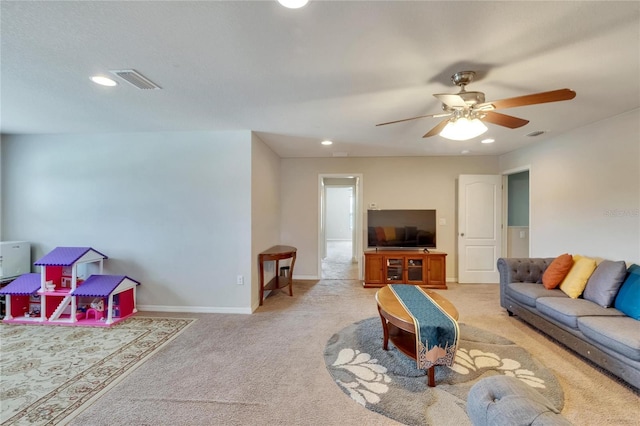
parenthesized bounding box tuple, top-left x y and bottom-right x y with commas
(364, 253, 384, 287)
(405, 256, 427, 285)
(426, 254, 447, 288)
(383, 256, 405, 284)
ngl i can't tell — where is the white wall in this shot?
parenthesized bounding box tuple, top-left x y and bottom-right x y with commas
(1, 131, 255, 312)
(4, 109, 636, 312)
(507, 226, 529, 257)
(499, 109, 640, 264)
(250, 133, 281, 310)
(280, 156, 500, 280)
(0, 137, 3, 239)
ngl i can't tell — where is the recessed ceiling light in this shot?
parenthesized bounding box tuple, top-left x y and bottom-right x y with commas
(481, 138, 495, 144)
(277, 0, 309, 9)
(321, 140, 333, 146)
(461, 150, 470, 154)
(90, 75, 117, 87)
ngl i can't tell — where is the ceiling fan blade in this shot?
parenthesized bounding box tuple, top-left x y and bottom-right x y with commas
(423, 119, 450, 138)
(375, 112, 450, 126)
(434, 93, 467, 108)
(481, 111, 529, 129)
(479, 88, 576, 110)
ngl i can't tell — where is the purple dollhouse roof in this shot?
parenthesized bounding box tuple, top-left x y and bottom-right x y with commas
(0, 273, 41, 295)
(71, 275, 140, 297)
(34, 247, 108, 266)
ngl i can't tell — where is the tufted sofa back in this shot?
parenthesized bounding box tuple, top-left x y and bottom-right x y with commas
(497, 258, 555, 308)
(497, 257, 554, 284)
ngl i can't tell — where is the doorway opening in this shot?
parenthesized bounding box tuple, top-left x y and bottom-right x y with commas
(318, 175, 362, 280)
(503, 168, 531, 258)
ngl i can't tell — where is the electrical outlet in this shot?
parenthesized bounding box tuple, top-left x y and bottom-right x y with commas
(236, 275, 244, 285)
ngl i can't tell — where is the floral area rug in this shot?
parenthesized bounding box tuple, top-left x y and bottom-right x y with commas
(0, 316, 195, 425)
(324, 317, 563, 426)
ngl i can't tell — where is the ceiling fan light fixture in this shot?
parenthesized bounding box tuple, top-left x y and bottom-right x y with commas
(439, 117, 488, 141)
(277, 0, 309, 8)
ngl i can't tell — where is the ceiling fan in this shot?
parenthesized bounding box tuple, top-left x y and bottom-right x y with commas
(376, 71, 576, 140)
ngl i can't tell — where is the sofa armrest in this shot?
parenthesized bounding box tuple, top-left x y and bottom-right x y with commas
(497, 257, 555, 309)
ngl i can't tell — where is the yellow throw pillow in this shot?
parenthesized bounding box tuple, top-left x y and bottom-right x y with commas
(559, 257, 597, 298)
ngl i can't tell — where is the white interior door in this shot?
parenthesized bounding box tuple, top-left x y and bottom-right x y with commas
(458, 175, 502, 283)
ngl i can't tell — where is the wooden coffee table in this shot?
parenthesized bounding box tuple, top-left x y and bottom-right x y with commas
(375, 285, 459, 387)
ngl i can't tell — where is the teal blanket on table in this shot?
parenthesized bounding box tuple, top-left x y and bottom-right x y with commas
(389, 285, 459, 370)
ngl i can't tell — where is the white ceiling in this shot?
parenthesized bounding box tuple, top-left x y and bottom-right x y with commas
(1, 1, 638, 158)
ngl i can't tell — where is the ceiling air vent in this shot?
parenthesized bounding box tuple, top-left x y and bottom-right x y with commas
(526, 130, 545, 137)
(109, 69, 161, 90)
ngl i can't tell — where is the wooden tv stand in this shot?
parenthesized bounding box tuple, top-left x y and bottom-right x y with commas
(363, 249, 447, 289)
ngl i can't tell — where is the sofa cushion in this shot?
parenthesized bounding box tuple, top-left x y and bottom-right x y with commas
(578, 316, 640, 361)
(614, 264, 640, 320)
(559, 257, 597, 298)
(507, 283, 567, 308)
(542, 254, 574, 289)
(583, 260, 628, 308)
(536, 297, 624, 329)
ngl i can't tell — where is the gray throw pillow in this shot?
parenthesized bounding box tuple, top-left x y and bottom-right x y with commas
(583, 260, 627, 308)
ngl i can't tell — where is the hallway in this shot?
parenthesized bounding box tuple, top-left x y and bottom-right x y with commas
(321, 241, 359, 280)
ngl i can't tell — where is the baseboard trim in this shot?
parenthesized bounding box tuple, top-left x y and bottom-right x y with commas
(137, 304, 252, 315)
(293, 274, 318, 280)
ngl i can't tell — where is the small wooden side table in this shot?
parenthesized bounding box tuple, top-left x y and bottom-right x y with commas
(258, 245, 297, 305)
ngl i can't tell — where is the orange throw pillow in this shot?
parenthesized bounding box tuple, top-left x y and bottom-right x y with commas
(542, 254, 574, 289)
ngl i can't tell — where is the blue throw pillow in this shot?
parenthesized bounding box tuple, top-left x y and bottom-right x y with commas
(614, 264, 640, 320)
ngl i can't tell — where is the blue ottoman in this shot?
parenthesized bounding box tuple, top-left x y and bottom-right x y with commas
(466, 376, 572, 426)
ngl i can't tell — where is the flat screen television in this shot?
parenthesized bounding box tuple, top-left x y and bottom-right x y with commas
(367, 209, 436, 249)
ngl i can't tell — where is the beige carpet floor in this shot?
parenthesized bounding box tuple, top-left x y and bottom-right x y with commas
(69, 280, 639, 425)
(322, 241, 359, 280)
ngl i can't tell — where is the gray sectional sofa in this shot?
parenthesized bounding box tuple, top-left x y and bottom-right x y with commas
(497, 257, 640, 390)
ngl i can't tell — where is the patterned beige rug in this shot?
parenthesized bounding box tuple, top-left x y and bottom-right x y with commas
(0, 317, 195, 425)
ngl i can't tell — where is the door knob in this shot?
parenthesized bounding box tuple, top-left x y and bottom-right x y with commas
(460, 233, 465, 237)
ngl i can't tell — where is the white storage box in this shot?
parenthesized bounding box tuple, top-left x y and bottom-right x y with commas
(0, 241, 31, 281)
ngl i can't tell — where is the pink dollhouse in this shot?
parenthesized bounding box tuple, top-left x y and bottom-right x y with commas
(0, 247, 140, 326)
